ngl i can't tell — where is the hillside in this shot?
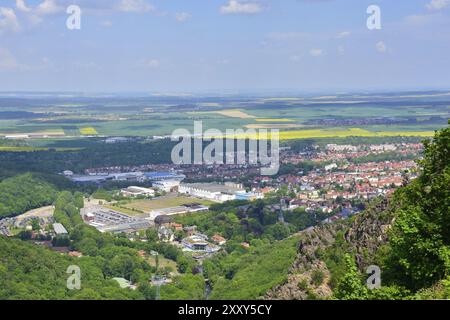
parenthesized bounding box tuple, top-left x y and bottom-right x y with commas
(0, 174, 58, 219)
(0, 237, 144, 300)
(267, 122, 450, 300)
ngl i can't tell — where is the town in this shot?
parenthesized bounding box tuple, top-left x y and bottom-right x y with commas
(0, 141, 422, 278)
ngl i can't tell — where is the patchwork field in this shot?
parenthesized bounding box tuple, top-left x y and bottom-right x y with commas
(0, 93, 448, 140)
(245, 124, 302, 129)
(222, 128, 436, 140)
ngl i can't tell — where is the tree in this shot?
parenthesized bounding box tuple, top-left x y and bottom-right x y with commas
(146, 228, 159, 242)
(385, 123, 450, 290)
(335, 254, 368, 300)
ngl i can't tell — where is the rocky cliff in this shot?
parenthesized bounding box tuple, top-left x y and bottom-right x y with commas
(265, 197, 395, 300)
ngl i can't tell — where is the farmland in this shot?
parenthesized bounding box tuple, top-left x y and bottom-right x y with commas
(0, 92, 448, 143)
(213, 127, 435, 140)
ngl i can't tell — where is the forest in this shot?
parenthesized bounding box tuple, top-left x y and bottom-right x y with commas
(0, 174, 58, 218)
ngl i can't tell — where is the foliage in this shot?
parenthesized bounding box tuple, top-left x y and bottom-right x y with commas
(383, 123, 450, 291)
(160, 274, 205, 300)
(0, 173, 58, 218)
(206, 236, 299, 300)
(0, 237, 143, 300)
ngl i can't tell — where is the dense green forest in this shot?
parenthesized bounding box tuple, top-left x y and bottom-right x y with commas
(0, 140, 175, 174)
(0, 174, 58, 218)
(205, 236, 300, 299)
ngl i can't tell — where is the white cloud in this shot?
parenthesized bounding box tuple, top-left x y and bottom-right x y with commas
(426, 0, 450, 10)
(140, 59, 160, 68)
(310, 48, 323, 57)
(36, 0, 64, 15)
(0, 7, 20, 34)
(16, 0, 31, 12)
(336, 31, 351, 39)
(220, 1, 263, 15)
(376, 41, 387, 53)
(115, 0, 155, 13)
(337, 45, 345, 55)
(175, 12, 191, 22)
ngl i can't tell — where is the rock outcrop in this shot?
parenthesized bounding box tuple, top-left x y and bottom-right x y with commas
(265, 197, 396, 300)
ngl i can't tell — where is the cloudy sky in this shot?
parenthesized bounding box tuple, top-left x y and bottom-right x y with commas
(1, 0, 450, 93)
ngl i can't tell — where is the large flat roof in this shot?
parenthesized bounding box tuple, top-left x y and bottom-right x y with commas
(181, 183, 244, 194)
(53, 223, 68, 235)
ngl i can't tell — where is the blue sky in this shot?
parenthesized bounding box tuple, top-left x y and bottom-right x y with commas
(0, 0, 450, 93)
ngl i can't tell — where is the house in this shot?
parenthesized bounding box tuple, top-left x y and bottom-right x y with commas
(181, 234, 220, 253)
(169, 223, 183, 231)
(184, 226, 197, 236)
(211, 234, 227, 246)
(69, 251, 83, 258)
(137, 250, 146, 258)
(158, 226, 174, 242)
(182, 235, 209, 251)
(241, 242, 250, 249)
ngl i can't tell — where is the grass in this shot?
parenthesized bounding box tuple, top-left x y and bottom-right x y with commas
(122, 195, 214, 212)
(147, 255, 178, 272)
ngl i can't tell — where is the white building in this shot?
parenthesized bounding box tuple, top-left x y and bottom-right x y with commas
(152, 180, 181, 192)
(179, 182, 245, 203)
(53, 223, 68, 235)
(121, 186, 155, 198)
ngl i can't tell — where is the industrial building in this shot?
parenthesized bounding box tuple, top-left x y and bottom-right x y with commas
(179, 182, 263, 203)
(81, 206, 152, 233)
(69, 172, 146, 184)
(66, 171, 185, 185)
(152, 180, 181, 192)
(145, 172, 186, 182)
(121, 186, 155, 198)
(148, 203, 209, 221)
(53, 223, 68, 235)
